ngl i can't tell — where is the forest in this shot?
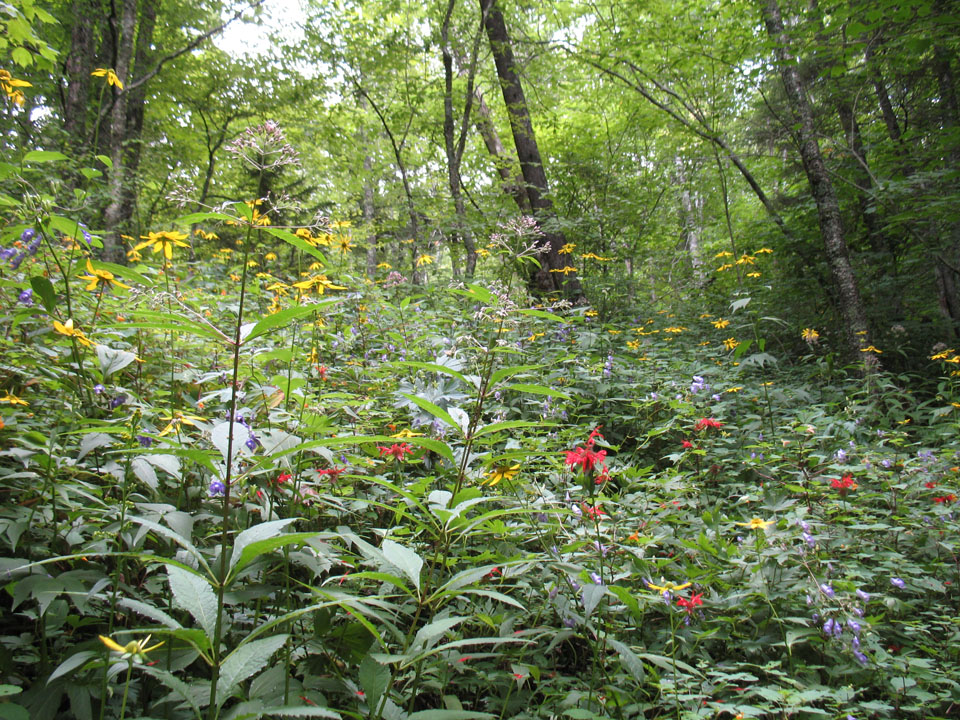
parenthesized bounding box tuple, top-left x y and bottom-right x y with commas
(1, 0, 960, 718)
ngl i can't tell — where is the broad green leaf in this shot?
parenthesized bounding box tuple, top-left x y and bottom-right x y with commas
(116, 597, 182, 629)
(412, 617, 468, 650)
(47, 651, 97, 685)
(407, 713, 494, 720)
(93, 260, 153, 287)
(640, 652, 704, 678)
(503, 383, 570, 399)
(359, 654, 390, 710)
(129, 516, 211, 576)
(29, 276, 55, 314)
(95, 154, 113, 169)
(229, 519, 297, 572)
(216, 634, 289, 708)
(242, 304, 329, 344)
(407, 437, 455, 465)
(166, 564, 218, 640)
(380, 539, 423, 593)
(136, 664, 204, 718)
(263, 226, 329, 265)
(399, 393, 462, 436)
(474, 420, 551, 438)
(96, 344, 138, 378)
(608, 638, 645, 683)
(488, 364, 544, 386)
(23, 151, 68, 164)
(733, 338, 754, 360)
(228, 532, 318, 583)
(517, 308, 565, 322)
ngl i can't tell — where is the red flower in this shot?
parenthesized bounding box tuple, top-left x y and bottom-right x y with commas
(830, 473, 857, 495)
(681, 440, 694, 449)
(378, 443, 414, 461)
(565, 446, 607, 474)
(317, 466, 347, 480)
(694, 418, 723, 432)
(925, 481, 937, 489)
(275, 472, 292, 485)
(676, 592, 703, 612)
(587, 426, 604, 448)
(934, 494, 956, 504)
(582, 503, 606, 519)
(318, 365, 328, 381)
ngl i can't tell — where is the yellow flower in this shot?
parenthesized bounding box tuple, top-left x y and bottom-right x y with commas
(484, 463, 520, 486)
(736, 518, 775, 530)
(99, 634, 164, 661)
(250, 209, 270, 226)
(91, 68, 124, 89)
(53, 318, 93, 347)
(476, 248, 490, 258)
(0, 392, 28, 406)
(725, 386, 743, 393)
(717, 263, 733, 272)
(79, 259, 131, 292)
(390, 428, 424, 439)
(647, 580, 692, 593)
(335, 236, 355, 253)
(755, 247, 773, 254)
(247, 259, 258, 268)
(0, 69, 32, 106)
(712, 319, 730, 329)
(157, 411, 205, 437)
(860, 345, 882, 354)
(931, 349, 954, 360)
(736, 254, 756, 265)
(549, 266, 578, 275)
(292, 274, 347, 295)
(377, 262, 392, 270)
(558, 243, 576, 254)
(801, 328, 819, 343)
(723, 337, 739, 351)
(580, 252, 611, 261)
(626, 340, 641, 350)
(584, 309, 598, 317)
(664, 326, 687, 333)
(714, 251, 733, 258)
(135, 230, 190, 260)
(747, 272, 761, 278)
(416, 254, 434, 267)
(264, 252, 277, 261)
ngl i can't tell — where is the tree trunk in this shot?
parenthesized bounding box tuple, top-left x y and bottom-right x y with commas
(473, 87, 530, 212)
(63, 0, 98, 150)
(675, 156, 703, 285)
(480, 0, 581, 297)
(102, 0, 138, 263)
(762, 0, 872, 359)
(441, 0, 480, 278)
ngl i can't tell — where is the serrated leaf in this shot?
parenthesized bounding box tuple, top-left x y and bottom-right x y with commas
(359, 654, 390, 710)
(503, 383, 570, 399)
(115, 597, 182, 629)
(242, 304, 326, 344)
(166, 564, 218, 640)
(228, 519, 297, 573)
(216, 635, 289, 708)
(96, 345, 138, 378)
(228, 533, 318, 583)
(380, 539, 423, 593)
(131, 456, 158, 490)
(608, 638, 645, 683)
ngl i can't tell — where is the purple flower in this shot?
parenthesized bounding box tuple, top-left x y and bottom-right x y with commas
(93, 384, 105, 394)
(847, 619, 861, 635)
(853, 650, 868, 666)
(881, 458, 893, 469)
(18, 288, 33, 306)
(245, 434, 258, 451)
(137, 435, 152, 448)
(20, 228, 36, 244)
(822, 618, 835, 635)
(890, 577, 906, 589)
(208, 480, 226, 497)
(820, 583, 835, 598)
(856, 588, 870, 602)
(110, 394, 127, 409)
(589, 572, 603, 585)
(803, 532, 815, 548)
(0, 247, 15, 262)
(835, 449, 847, 463)
(563, 617, 576, 628)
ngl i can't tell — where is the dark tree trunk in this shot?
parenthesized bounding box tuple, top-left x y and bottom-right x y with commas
(473, 87, 530, 212)
(63, 0, 98, 150)
(762, 0, 872, 359)
(480, 0, 581, 297)
(836, 99, 886, 253)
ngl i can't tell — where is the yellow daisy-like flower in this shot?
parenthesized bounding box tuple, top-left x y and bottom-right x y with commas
(99, 634, 164, 661)
(292, 274, 347, 295)
(0, 392, 28, 406)
(747, 272, 761, 278)
(377, 262, 392, 270)
(647, 580, 692, 593)
(725, 386, 743, 393)
(391, 428, 425, 439)
(736, 254, 756, 265)
(476, 248, 490, 258)
(126, 247, 142, 261)
(558, 243, 576, 254)
(626, 340, 641, 350)
(860, 345, 882, 354)
(549, 266, 578, 275)
(416, 254, 434, 267)
(79, 259, 131, 292)
(335, 236, 355, 253)
(91, 68, 123, 89)
(735, 518, 775, 530)
(135, 230, 190, 260)
(584, 309, 599, 317)
(664, 326, 687, 333)
(0, 69, 32, 107)
(755, 247, 774, 254)
(723, 337, 739, 351)
(53, 318, 93, 347)
(717, 263, 733, 272)
(580, 252, 611, 261)
(802, 328, 819, 343)
(712, 319, 730, 329)
(264, 252, 277, 261)
(157, 411, 205, 437)
(714, 251, 733, 258)
(484, 463, 520, 486)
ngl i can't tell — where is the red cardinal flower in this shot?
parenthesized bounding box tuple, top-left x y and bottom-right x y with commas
(694, 418, 723, 432)
(378, 443, 414, 461)
(676, 592, 703, 613)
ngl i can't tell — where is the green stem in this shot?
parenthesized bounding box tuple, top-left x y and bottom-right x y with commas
(119, 661, 133, 720)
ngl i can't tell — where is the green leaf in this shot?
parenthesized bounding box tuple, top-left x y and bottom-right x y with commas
(175, 211, 237, 225)
(407, 713, 494, 720)
(380, 539, 423, 593)
(733, 338, 754, 360)
(359, 654, 390, 710)
(242, 305, 326, 344)
(228, 532, 318, 583)
(115, 597, 182, 630)
(136, 665, 204, 718)
(216, 635, 289, 708)
(229, 519, 297, 571)
(503, 383, 570, 399)
(407, 437, 455, 464)
(517, 308, 565, 322)
(166, 564, 218, 640)
(640, 652, 704, 678)
(608, 638, 645, 683)
(46, 651, 97, 685)
(128, 516, 211, 576)
(29, 276, 55, 314)
(95, 155, 113, 169)
(393, 361, 469, 385)
(22, 151, 67, 164)
(235, 709, 340, 720)
(96, 345, 138, 378)
(263, 226, 329, 265)
(398, 393, 461, 436)
(474, 420, 550, 438)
